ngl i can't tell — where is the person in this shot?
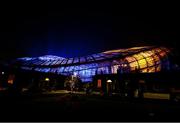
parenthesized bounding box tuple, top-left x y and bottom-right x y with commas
(117, 66, 123, 74)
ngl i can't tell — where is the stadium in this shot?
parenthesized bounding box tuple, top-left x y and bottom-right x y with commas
(13, 46, 172, 82)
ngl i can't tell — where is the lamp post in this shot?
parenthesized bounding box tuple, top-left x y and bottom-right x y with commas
(44, 77, 50, 91)
(106, 79, 112, 96)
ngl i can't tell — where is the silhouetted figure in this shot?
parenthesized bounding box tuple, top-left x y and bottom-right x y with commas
(135, 67, 139, 73)
(117, 66, 123, 74)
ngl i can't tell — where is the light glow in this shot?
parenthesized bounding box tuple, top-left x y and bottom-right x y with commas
(45, 77, 50, 81)
(107, 79, 112, 83)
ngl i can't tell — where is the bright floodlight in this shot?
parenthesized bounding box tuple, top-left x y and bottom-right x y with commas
(107, 79, 112, 83)
(45, 77, 50, 81)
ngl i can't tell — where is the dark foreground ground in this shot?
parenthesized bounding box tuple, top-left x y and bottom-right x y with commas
(0, 91, 180, 122)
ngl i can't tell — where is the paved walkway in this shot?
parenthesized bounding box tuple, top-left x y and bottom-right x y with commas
(43, 90, 101, 95)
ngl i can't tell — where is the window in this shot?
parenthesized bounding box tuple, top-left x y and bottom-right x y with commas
(138, 59, 147, 69)
(129, 61, 139, 71)
(133, 54, 144, 60)
(125, 57, 136, 62)
(146, 57, 154, 66)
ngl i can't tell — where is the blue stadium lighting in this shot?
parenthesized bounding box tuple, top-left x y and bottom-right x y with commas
(38, 55, 65, 61)
(14, 46, 172, 82)
(18, 57, 35, 61)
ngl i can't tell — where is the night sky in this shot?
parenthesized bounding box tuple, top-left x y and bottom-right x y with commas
(0, 2, 179, 59)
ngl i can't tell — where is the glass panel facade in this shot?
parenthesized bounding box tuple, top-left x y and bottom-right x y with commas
(67, 58, 73, 64)
(92, 54, 105, 60)
(80, 57, 86, 63)
(61, 59, 68, 65)
(146, 57, 154, 66)
(138, 59, 147, 69)
(148, 67, 155, 72)
(156, 65, 161, 72)
(140, 52, 151, 57)
(111, 65, 120, 74)
(63, 67, 69, 72)
(68, 66, 75, 72)
(57, 67, 64, 73)
(133, 54, 144, 60)
(15, 46, 171, 82)
(141, 68, 147, 73)
(54, 60, 63, 65)
(73, 58, 79, 64)
(153, 55, 160, 64)
(73, 66, 80, 71)
(97, 67, 109, 74)
(125, 57, 136, 62)
(86, 56, 94, 62)
(129, 61, 139, 71)
(21, 66, 32, 70)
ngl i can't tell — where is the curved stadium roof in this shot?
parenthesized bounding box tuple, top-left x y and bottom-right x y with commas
(14, 46, 171, 82)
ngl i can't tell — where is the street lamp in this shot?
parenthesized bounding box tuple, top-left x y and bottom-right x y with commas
(45, 77, 50, 82)
(106, 79, 112, 96)
(107, 79, 112, 83)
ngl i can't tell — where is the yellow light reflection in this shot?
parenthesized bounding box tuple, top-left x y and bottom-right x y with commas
(146, 57, 154, 66)
(125, 57, 136, 62)
(123, 47, 169, 73)
(141, 69, 147, 73)
(133, 54, 144, 60)
(129, 61, 138, 71)
(138, 59, 147, 69)
(148, 67, 155, 72)
(153, 55, 160, 64)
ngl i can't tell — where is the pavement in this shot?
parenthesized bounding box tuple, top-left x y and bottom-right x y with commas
(0, 90, 180, 121)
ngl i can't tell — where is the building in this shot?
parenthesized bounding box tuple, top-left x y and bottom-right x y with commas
(12, 46, 173, 83)
(1, 45, 180, 98)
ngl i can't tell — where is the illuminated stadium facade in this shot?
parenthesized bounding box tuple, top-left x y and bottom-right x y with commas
(13, 46, 172, 83)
